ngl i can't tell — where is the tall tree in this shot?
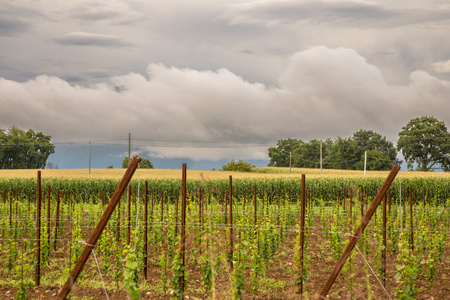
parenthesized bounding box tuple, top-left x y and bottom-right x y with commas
(0, 125, 55, 169)
(397, 116, 450, 171)
(353, 129, 400, 169)
(323, 137, 360, 170)
(292, 139, 330, 168)
(122, 157, 153, 168)
(268, 138, 302, 167)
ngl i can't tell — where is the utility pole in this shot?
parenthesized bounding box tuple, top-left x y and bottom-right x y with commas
(88, 142, 91, 175)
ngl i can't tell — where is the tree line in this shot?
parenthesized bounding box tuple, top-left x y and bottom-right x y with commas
(268, 116, 450, 171)
(1, 116, 449, 171)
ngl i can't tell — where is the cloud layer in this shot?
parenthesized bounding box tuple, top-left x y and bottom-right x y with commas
(1, 47, 450, 161)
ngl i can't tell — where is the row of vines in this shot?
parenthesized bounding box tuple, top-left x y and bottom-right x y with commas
(0, 174, 449, 299)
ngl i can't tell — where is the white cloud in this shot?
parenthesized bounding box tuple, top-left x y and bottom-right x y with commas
(2, 47, 450, 161)
(433, 60, 450, 73)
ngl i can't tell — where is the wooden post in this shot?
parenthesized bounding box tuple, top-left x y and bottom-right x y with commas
(175, 189, 179, 235)
(229, 175, 233, 270)
(57, 156, 142, 300)
(254, 185, 257, 227)
(117, 193, 121, 243)
(382, 192, 387, 286)
(144, 181, 148, 280)
(299, 174, 307, 297)
(410, 186, 414, 251)
(127, 185, 131, 245)
(160, 188, 164, 223)
(180, 164, 187, 295)
(317, 165, 400, 299)
(36, 171, 42, 287)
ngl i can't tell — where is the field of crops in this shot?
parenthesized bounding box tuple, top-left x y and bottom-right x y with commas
(0, 165, 449, 299)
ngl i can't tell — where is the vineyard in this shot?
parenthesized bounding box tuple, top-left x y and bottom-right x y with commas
(0, 164, 450, 299)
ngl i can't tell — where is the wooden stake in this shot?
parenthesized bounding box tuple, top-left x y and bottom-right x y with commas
(317, 165, 400, 299)
(180, 163, 187, 294)
(57, 156, 142, 300)
(36, 171, 42, 287)
(144, 181, 148, 280)
(229, 175, 233, 270)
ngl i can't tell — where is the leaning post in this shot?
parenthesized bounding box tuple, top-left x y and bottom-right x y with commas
(57, 156, 142, 300)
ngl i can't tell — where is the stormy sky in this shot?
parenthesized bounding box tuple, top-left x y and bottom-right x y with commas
(1, 0, 450, 168)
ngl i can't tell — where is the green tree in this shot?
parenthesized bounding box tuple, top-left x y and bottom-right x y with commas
(292, 139, 330, 168)
(352, 129, 400, 170)
(221, 159, 253, 172)
(354, 149, 393, 171)
(122, 157, 154, 168)
(0, 125, 55, 169)
(268, 138, 302, 167)
(397, 116, 450, 171)
(323, 137, 360, 170)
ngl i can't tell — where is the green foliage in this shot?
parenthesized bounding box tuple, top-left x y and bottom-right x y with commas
(268, 129, 398, 170)
(268, 138, 301, 167)
(122, 157, 154, 168)
(171, 248, 186, 299)
(394, 234, 419, 299)
(123, 247, 141, 300)
(232, 241, 249, 299)
(397, 116, 450, 171)
(15, 281, 28, 300)
(0, 125, 55, 169)
(221, 159, 253, 172)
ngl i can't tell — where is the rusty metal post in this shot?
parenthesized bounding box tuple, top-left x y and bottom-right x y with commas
(117, 193, 121, 243)
(57, 156, 142, 300)
(144, 180, 148, 280)
(175, 189, 179, 236)
(317, 165, 400, 299)
(180, 163, 187, 295)
(410, 186, 414, 251)
(229, 175, 233, 270)
(36, 171, 41, 286)
(382, 192, 387, 286)
(299, 174, 306, 297)
(127, 185, 131, 245)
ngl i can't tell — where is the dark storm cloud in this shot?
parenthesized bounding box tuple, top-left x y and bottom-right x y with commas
(2, 47, 450, 160)
(52, 32, 132, 47)
(225, 1, 450, 28)
(0, 16, 29, 36)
